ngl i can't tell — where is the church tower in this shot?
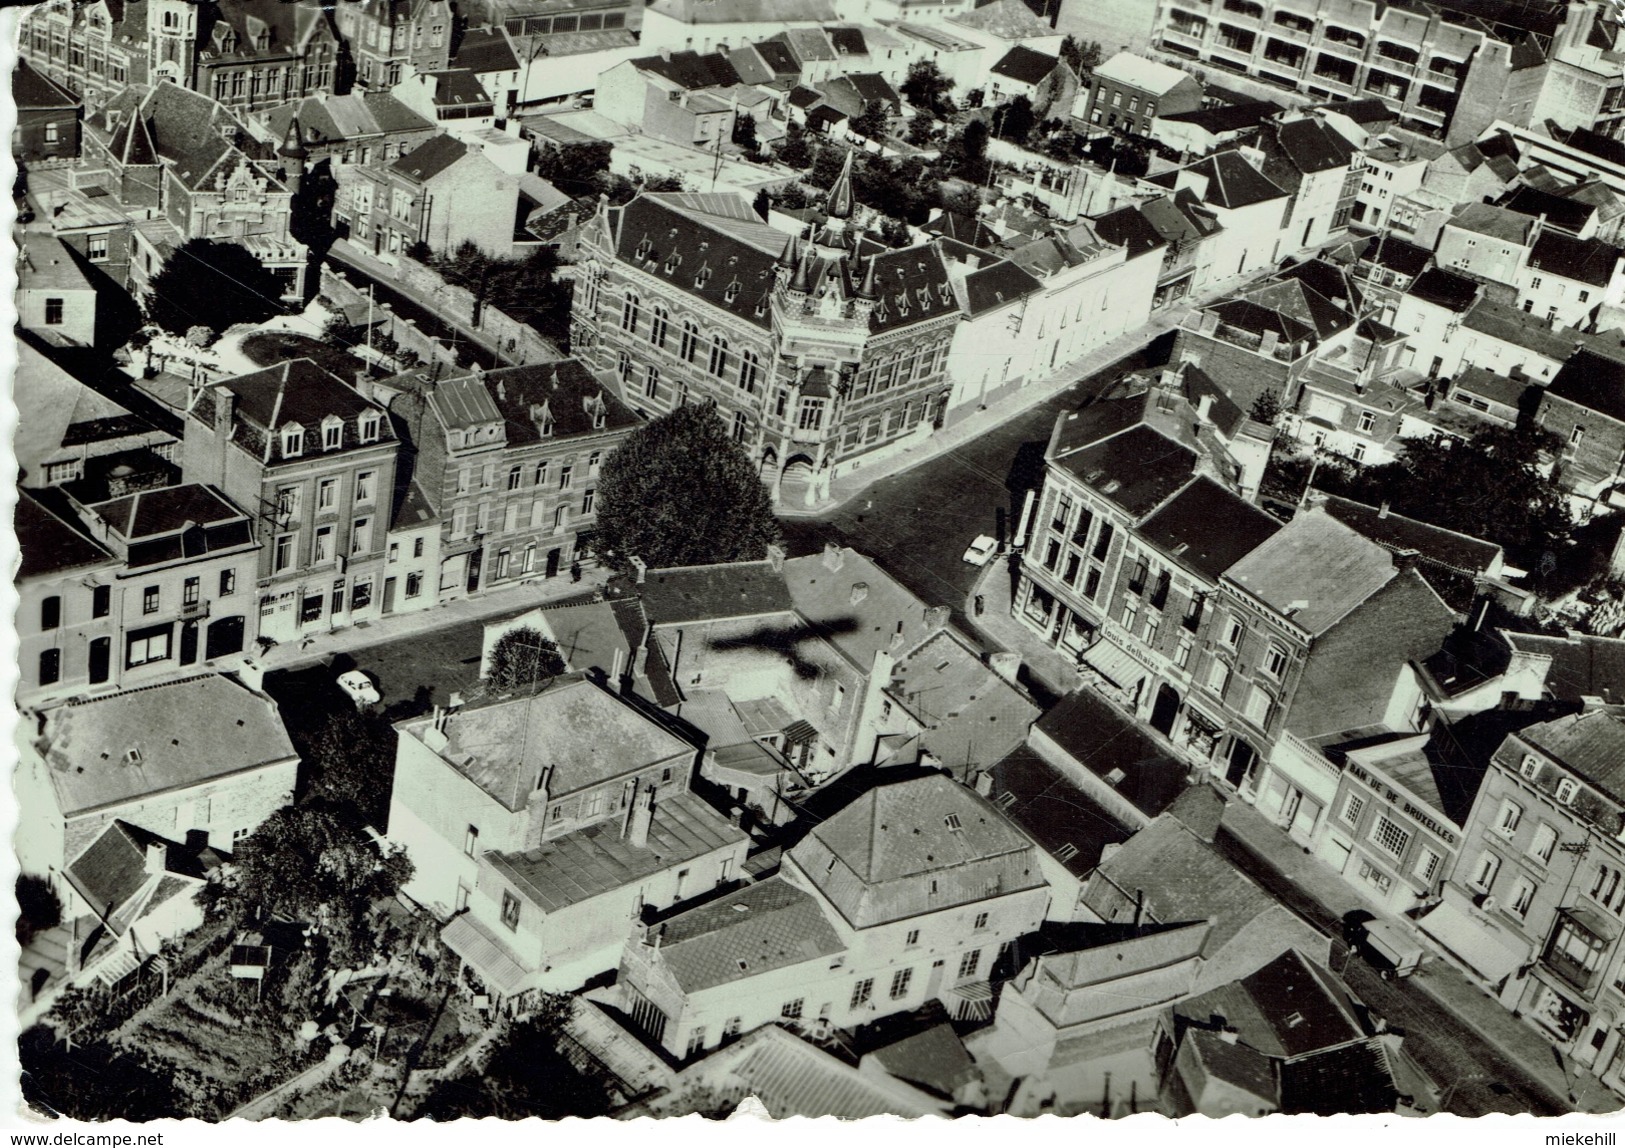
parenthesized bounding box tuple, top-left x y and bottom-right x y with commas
(148, 0, 199, 87)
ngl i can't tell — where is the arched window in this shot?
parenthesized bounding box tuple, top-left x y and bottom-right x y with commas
(621, 289, 640, 332)
(708, 335, 729, 378)
(739, 350, 761, 393)
(507, 465, 522, 490)
(680, 321, 699, 363)
(650, 306, 669, 348)
(282, 423, 304, 457)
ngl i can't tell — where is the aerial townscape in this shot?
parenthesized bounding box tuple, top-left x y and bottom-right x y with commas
(21, 0, 1625, 1124)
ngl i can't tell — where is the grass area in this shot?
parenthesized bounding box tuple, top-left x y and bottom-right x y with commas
(241, 330, 368, 381)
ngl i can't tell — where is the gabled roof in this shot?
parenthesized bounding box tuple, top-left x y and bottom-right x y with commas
(215, 358, 384, 436)
(1527, 230, 1620, 287)
(13, 58, 79, 111)
(1092, 50, 1197, 97)
(782, 547, 941, 670)
(1311, 97, 1395, 125)
(200, 0, 336, 61)
(1156, 149, 1289, 210)
(16, 489, 114, 581)
(1139, 477, 1282, 581)
(1518, 709, 1625, 798)
(453, 26, 520, 74)
(1356, 233, 1431, 279)
(1224, 507, 1396, 636)
(989, 45, 1059, 86)
(420, 69, 493, 108)
(1451, 364, 1529, 409)
(613, 192, 783, 329)
(1277, 1038, 1404, 1115)
(1405, 267, 1479, 313)
(422, 678, 694, 810)
(1501, 185, 1595, 235)
(441, 359, 639, 445)
(987, 745, 1133, 878)
(36, 676, 297, 818)
(1316, 493, 1502, 577)
(651, 875, 844, 993)
(1503, 631, 1625, 705)
(1547, 347, 1625, 424)
(262, 92, 434, 146)
(960, 258, 1044, 315)
(1460, 297, 1576, 359)
(1056, 421, 1200, 519)
(633, 49, 743, 89)
(1259, 115, 1357, 177)
(766, 27, 839, 64)
(1036, 689, 1187, 819)
(752, 38, 803, 76)
(787, 773, 1043, 930)
(695, 1025, 950, 1118)
(1092, 205, 1168, 260)
(390, 133, 472, 182)
(1175, 948, 1365, 1061)
(1157, 100, 1280, 134)
(946, 0, 1055, 39)
(1447, 202, 1533, 245)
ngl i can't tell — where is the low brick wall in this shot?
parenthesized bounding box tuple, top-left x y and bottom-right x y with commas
(321, 264, 458, 370)
(388, 251, 563, 365)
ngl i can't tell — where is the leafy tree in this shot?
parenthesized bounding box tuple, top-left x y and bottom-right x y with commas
(778, 119, 813, 168)
(1060, 36, 1103, 75)
(486, 626, 566, 692)
(994, 95, 1036, 143)
(878, 216, 912, 247)
(901, 60, 956, 117)
(144, 238, 284, 334)
(1249, 390, 1283, 425)
(732, 114, 759, 151)
(534, 140, 613, 190)
(943, 119, 990, 184)
(963, 87, 985, 110)
(415, 999, 614, 1120)
(214, 805, 413, 968)
(808, 143, 847, 189)
(428, 242, 571, 346)
(906, 109, 935, 146)
(297, 707, 398, 826)
(852, 99, 891, 141)
(593, 404, 779, 571)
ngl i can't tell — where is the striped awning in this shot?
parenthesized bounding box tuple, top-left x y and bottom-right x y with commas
(782, 720, 820, 746)
(944, 979, 993, 1022)
(1082, 639, 1146, 691)
(442, 913, 532, 997)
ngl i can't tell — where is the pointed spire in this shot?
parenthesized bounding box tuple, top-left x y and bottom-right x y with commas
(778, 231, 801, 268)
(789, 245, 816, 294)
(278, 114, 308, 160)
(826, 149, 856, 220)
(857, 254, 879, 299)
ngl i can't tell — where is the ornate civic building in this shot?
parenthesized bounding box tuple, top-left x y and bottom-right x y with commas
(571, 158, 960, 506)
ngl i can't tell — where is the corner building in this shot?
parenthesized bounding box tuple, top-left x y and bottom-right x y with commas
(572, 173, 958, 506)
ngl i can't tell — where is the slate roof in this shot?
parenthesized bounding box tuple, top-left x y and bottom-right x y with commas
(1224, 507, 1396, 636)
(1278, 1039, 1403, 1115)
(1406, 267, 1479, 312)
(1313, 97, 1396, 125)
(421, 69, 493, 108)
(652, 875, 844, 993)
(424, 678, 694, 809)
(1036, 689, 1188, 818)
(866, 1024, 979, 1098)
(767, 27, 839, 64)
(1448, 202, 1533, 244)
(1317, 493, 1502, 576)
(1526, 230, 1620, 287)
(1519, 710, 1625, 802)
(782, 547, 941, 671)
(13, 58, 79, 110)
(1138, 477, 1282, 581)
(1357, 234, 1431, 279)
(705, 1025, 949, 1118)
(633, 50, 743, 89)
(753, 39, 803, 76)
(987, 745, 1133, 878)
(639, 559, 794, 625)
(989, 45, 1059, 86)
(94, 83, 278, 193)
(489, 789, 747, 913)
(66, 821, 160, 924)
(1175, 948, 1364, 1060)
(1092, 51, 1197, 97)
(18, 234, 94, 293)
(787, 773, 1043, 930)
(200, 0, 335, 62)
(828, 26, 868, 55)
(1092, 205, 1168, 260)
(215, 358, 386, 438)
(453, 26, 520, 73)
(445, 359, 639, 445)
(1260, 115, 1357, 176)
(1461, 297, 1576, 359)
(16, 490, 113, 580)
(1502, 185, 1595, 235)
(889, 630, 1039, 768)
(88, 484, 255, 569)
(1157, 100, 1280, 133)
(960, 257, 1043, 315)
(1053, 413, 1201, 520)
(1546, 348, 1625, 423)
(1503, 631, 1625, 704)
(37, 675, 296, 818)
(391, 133, 472, 182)
(1555, 125, 1625, 168)
(262, 92, 434, 146)
(1148, 150, 1287, 210)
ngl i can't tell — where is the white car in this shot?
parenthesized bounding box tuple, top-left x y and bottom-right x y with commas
(962, 535, 999, 566)
(337, 670, 381, 708)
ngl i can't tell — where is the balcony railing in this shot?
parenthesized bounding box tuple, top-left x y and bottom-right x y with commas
(1543, 947, 1597, 994)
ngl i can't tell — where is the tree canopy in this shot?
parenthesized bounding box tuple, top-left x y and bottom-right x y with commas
(216, 805, 413, 968)
(1060, 36, 1103, 75)
(902, 59, 957, 118)
(297, 707, 398, 826)
(486, 626, 566, 692)
(144, 238, 284, 335)
(993, 96, 1037, 144)
(778, 120, 813, 168)
(593, 403, 779, 571)
(426, 242, 571, 347)
(851, 99, 891, 141)
(415, 999, 613, 1120)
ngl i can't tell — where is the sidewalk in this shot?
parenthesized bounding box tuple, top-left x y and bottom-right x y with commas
(960, 558, 1081, 701)
(243, 567, 612, 678)
(1221, 799, 1622, 1115)
(780, 263, 1274, 521)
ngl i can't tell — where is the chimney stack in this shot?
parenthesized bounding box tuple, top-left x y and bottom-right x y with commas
(849, 581, 869, 605)
(144, 842, 167, 875)
(821, 542, 845, 572)
(1196, 393, 1214, 423)
(626, 784, 654, 848)
(630, 556, 648, 584)
(766, 543, 786, 572)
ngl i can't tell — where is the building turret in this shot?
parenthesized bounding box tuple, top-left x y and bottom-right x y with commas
(826, 148, 856, 221)
(278, 116, 308, 194)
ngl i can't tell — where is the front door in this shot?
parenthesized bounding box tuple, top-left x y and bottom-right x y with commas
(205, 615, 244, 659)
(88, 636, 110, 684)
(382, 577, 397, 615)
(1150, 683, 1180, 737)
(466, 548, 483, 594)
(545, 547, 561, 578)
(179, 619, 199, 666)
(1225, 738, 1258, 788)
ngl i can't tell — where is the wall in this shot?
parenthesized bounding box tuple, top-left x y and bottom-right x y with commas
(1538, 391, 1625, 492)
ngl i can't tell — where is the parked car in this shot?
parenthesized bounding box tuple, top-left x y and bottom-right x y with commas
(963, 534, 999, 566)
(337, 670, 381, 708)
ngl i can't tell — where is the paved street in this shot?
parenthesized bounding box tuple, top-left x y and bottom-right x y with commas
(779, 331, 1177, 624)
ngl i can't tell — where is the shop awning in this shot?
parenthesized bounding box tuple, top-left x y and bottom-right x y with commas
(442, 913, 532, 997)
(1082, 639, 1146, 691)
(1418, 893, 1529, 986)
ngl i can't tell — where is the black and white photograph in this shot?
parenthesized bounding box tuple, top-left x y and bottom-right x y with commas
(9, 0, 1625, 1130)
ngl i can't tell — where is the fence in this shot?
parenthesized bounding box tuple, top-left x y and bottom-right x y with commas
(320, 265, 459, 373)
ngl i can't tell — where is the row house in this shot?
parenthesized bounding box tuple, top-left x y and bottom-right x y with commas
(17, 491, 122, 707)
(1150, 99, 1282, 158)
(339, 133, 520, 260)
(596, 51, 764, 147)
(1417, 709, 1625, 1097)
(1436, 202, 1625, 329)
(257, 91, 436, 167)
(616, 774, 1049, 1060)
(193, 0, 342, 116)
(384, 359, 639, 601)
(1395, 269, 1577, 383)
(573, 179, 960, 508)
(331, 0, 452, 92)
(1537, 348, 1625, 499)
(81, 82, 310, 300)
(388, 677, 749, 998)
(17, 235, 100, 349)
(391, 69, 498, 136)
(1012, 369, 1282, 786)
(938, 219, 1160, 415)
(1350, 140, 1427, 231)
(14, 59, 83, 164)
(1345, 232, 1432, 323)
(1140, 149, 1291, 288)
(638, 0, 840, 57)
(1247, 109, 1362, 254)
(1095, 192, 1220, 312)
(15, 672, 298, 881)
(182, 359, 401, 645)
(19, 0, 153, 112)
(1079, 51, 1202, 136)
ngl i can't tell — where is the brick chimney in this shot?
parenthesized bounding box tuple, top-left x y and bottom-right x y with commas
(630, 556, 648, 584)
(821, 542, 845, 572)
(625, 783, 654, 849)
(766, 542, 786, 572)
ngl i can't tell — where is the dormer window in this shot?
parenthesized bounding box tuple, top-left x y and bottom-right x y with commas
(694, 263, 712, 289)
(1520, 754, 1542, 780)
(533, 402, 554, 437)
(724, 278, 741, 304)
(282, 423, 305, 457)
(1557, 778, 1580, 805)
(635, 236, 653, 261)
(896, 293, 910, 317)
(664, 253, 682, 275)
(359, 410, 381, 444)
(321, 415, 344, 451)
